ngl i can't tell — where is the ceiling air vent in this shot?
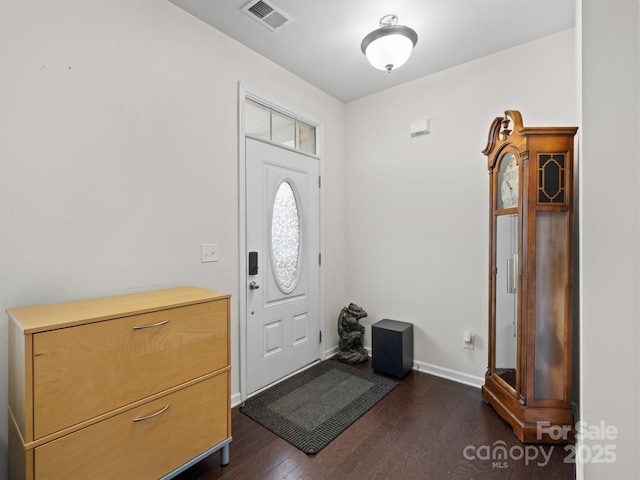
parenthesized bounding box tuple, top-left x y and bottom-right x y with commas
(242, 0, 293, 31)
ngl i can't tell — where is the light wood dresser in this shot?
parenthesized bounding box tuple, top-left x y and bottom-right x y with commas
(8, 286, 232, 480)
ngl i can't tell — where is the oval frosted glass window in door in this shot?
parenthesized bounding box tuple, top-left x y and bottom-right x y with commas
(271, 181, 302, 293)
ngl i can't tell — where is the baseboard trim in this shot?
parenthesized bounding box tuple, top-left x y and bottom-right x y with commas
(325, 345, 339, 357)
(366, 345, 483, 388)
(413, 359, 484, 389)
(230, 348, 484, 407)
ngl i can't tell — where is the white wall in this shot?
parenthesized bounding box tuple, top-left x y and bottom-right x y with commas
(345, 29, 577, 383)
(0, 1, 347, 474)
(579, 0, 640, 478)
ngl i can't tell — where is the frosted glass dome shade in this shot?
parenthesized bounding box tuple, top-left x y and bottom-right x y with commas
(361, 25, 418, 72)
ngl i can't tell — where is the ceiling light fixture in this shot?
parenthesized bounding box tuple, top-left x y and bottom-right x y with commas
(361, 14, 418, 73)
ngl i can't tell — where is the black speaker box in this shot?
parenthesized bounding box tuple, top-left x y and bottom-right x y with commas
(372, 319, 414, 378)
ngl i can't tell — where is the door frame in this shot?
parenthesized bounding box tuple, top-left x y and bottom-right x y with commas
(237, 82, 326, 402)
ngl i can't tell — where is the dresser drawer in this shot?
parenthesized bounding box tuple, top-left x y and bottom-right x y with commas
(32, 299, 228, 439)
(34, 372, 229, 480)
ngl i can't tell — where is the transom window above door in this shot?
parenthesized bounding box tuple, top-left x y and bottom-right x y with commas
(245, 98, 316, 155)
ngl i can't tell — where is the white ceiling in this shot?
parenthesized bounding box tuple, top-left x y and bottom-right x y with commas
(169, 0, 575, 103)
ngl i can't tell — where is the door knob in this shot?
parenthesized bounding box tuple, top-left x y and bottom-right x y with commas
(249, 281, 260, 290)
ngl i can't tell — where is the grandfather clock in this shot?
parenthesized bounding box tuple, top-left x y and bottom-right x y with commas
(481, 110, 577, 443)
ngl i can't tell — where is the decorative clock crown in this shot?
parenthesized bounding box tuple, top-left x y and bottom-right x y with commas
(500, 117, 512, 139)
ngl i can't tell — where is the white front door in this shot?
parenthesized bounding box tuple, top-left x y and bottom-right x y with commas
(245, 137, 322, 395)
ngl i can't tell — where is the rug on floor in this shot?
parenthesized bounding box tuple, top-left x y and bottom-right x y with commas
(240, 359, 399, 454)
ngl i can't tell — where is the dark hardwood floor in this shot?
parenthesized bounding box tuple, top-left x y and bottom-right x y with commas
(174, 362, 575, 480)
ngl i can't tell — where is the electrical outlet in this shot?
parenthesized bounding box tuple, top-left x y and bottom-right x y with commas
(463, 330, 474, 350)
(201, 243, 219, 263)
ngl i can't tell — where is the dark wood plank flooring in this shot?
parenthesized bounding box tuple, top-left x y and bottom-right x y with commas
(174, 362, 575, 480)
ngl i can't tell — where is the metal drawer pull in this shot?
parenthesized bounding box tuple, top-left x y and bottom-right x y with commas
(133, 404, 170, 422)
(132, 319, 169, 330)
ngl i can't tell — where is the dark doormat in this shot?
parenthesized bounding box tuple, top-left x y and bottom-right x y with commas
(240, 359, 398, 454)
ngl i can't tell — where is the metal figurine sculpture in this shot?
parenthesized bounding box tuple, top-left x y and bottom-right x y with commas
(336, 303, 369, 364)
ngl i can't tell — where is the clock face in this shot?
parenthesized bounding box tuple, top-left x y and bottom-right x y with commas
(498, 153, 518, 209)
